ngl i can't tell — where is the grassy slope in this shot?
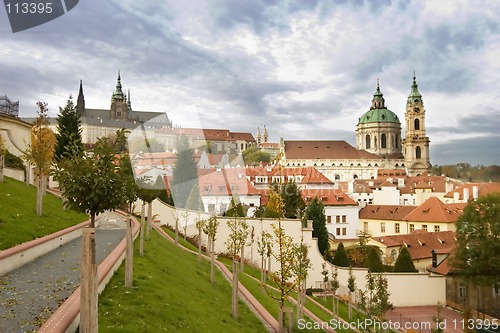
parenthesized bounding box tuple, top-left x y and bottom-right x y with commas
(0, 177, 89, 250)
(98, 231, 267, 333)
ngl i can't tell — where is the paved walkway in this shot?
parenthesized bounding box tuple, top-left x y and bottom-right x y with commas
(0, 211, 126, 333)
(386, 305, 466, 333)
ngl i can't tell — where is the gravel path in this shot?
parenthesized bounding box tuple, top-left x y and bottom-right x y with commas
(0, 211, 126, 333)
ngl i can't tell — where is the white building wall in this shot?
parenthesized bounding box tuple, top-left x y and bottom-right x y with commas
(324, 205, 360, 240)
(372, 186, 400, 205)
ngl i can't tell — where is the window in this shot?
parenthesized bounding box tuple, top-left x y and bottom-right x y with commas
(342, 215, 347, 223)
(416, 146, 422, 159)
(391, 249, 397, 262)
(208, 204, 215, 213)
(381, 222, 386, 233)
(422, 224, 428, 231)
(459, 284, 467, 300)
(342, 228, 347, 236)
(395, 223, 400, 233)
(409, 224, 415, 232)
(414, 118, 420, 130)
(381, 133, 387, 148)
(434, 225, 440, 232)
(335, 174, 340, 181)
(364, 222, 368, 233)
(366, 135, 371, 149)
(327, 216, 332, 224)
(256, 176, 267, 183)
(336, 216, 341, 223)
(336, 228, 341, 236)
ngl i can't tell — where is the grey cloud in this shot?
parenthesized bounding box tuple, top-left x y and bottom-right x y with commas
(431, 136, 500, 166)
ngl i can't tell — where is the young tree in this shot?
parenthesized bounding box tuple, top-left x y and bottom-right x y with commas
(53, 130, 127, 332)
(263, 189, 285, 218)
(303, 197, 330, 257)
(225, 216, 249, 320)
(257, 223, 272, 286)
(226, 195, 245, 218)
(195, 217, 207, 263)
(294, 240, 311, 320)
(0, 134, 6, 183)
(136, 177, 160, 255)
(332, 242, 350, 267)
(331, 267, 340, 319)
(119, 153, 139, 288)
(347, 266, 356, 320)
(372, 274, 391, 318)
(54, 95, 82, 162)
(393, 246, 417, 272)
(364, 247, 384, 273)
(203, 215, 219, 284)
(24, 102, 55, 215)
(265, 220, 301, 333)
(170, 136, 202, 210)
(321, 261, 330, 302)
(242, 146, 271, 165)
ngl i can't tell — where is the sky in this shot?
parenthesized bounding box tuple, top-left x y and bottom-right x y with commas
(1, 0, 500, 166)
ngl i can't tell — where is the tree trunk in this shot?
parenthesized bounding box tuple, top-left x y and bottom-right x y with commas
(232, 259, 238, 320)
(348, 291, 352, 320)
(36, 175, 43, 216)
(25, 162, 30, 185)
(198, 228, 202, 263)
(240, 245, 245, 272)
(0, 154, 4, 183)
(125, 211, 133, 288)
(210, 238, 215, 284)
(175, 217, 179, 245)
(278, 302, 286, 333)
(267, 254, 271, 280)
(139, 201, 145, 256)
(80, 222, 98, 333)
(146, 201, 152, 241)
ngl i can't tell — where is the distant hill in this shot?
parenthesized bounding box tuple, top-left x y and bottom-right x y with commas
(430, 163, 500, 182)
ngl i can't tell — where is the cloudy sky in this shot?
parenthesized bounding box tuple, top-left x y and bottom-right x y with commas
(1, 0, 500, 166)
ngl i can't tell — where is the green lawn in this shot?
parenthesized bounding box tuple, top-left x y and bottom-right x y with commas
(98, 231, 267, 333)
(0, 177, 89, 250)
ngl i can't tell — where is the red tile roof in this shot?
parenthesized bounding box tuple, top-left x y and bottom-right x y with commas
(198, 168, 260, 196)
(284, 140, 382, 160)
(372, 230, 456, 260)
(404, 197, 466, 223)
(302, 189, 357, 206)
(153, 127, 255, 142)
(359, 205, 417, 221)
(444, 182, 500, 199)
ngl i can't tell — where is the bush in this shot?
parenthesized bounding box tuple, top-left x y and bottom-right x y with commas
(4, 152, 25, 170)
(332, 242, 350, 267)
(393, 246, 417, 272)
(364, 247, 384, 272)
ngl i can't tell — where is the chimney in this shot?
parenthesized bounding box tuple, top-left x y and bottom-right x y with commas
(431, 249, 437, 268)
(472, 186, 479, 200)
(348, 181, 354, 193)
(453, 192, 460, 202)
(463, 188, 470, 202)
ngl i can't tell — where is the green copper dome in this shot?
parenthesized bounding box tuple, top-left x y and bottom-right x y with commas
(358, 108, 400, 124)
(358, 81, 400, 124)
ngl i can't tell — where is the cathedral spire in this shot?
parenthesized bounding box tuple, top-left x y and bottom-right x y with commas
(407, 72, 422, 105)
(76, 79, 85, 116)
(127, 89, 132, 109)
(112, 70, 125, 100)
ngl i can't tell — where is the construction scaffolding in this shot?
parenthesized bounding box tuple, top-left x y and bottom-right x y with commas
(0, 95, 19, 117)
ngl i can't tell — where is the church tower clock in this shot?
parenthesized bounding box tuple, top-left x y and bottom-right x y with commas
(402, 74, 431, 176)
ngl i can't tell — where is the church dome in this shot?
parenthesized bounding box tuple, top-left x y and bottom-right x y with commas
(358, 108, 400, 124)
(358, 81, 400, 125)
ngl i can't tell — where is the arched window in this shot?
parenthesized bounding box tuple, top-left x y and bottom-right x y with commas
(391, 249, 397, 262)
(353, 174, 358, 179)
(335, 174, 340, 181)
(414, 118, 420, 130)
(416, 146, 422, 159)
(395, 135, 399, 149)
(365, 134, 371, 149)
(381, 134, 387, 148)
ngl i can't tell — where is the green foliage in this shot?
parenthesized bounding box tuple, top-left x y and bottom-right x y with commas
(118, 153, 139, 210)
(347, 266, 356, 293)
(225, 217, 249, 257)
(364, 247, 384, 273)
(242, 146, 271, 166)
(54, 95, 82, 162)
(136, 176, 161, 203)
(4, 152, 25, 170)
(170, 136, 202, 210)
(303, 197, 329, 257)
(454, 193, 500, 288)
(393, 246, 417, 272)
(226, 195, 245, 217)
(53, 129, 127, 226)
(332, 242, 350, 267)
(128, 137, 165, 153)
(272, 181, 305, 219)
(263, 189, 284, 218)
(432, 163, 500, 182)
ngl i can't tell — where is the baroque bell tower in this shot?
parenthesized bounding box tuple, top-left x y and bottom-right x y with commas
(402, 73, 430, 176)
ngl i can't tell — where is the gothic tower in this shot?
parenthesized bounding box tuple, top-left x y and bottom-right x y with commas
(402, 74, 430, 176)
(76, 80, 85, 117)
(109, 71, 128, 120)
